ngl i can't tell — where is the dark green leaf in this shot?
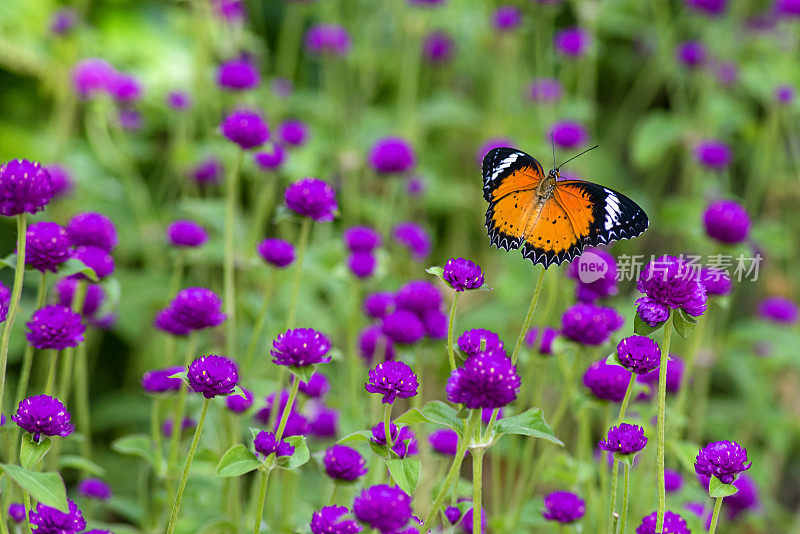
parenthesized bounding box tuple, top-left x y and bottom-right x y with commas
(58, 257, 99, 282)
(494, 407, 563, 446)
(228, 385, 248, 399)
(634, 312, 665, 335)
(709, 475, 739, 498)
(277, 435, 310, 470)
(0, 464, 69, 512)
(111, 434, 157, 469)
(421, 401, 464, 435)
(0, 253, 18, 270)
(290, 365, 316, 382)
(673, 309, 699, 339)
(387, 458, 421, 496)
(605, 353, 625, 368)
(393, 408, 430, 426)
(337, 431, 373, 444)
(216, 444, 262, 477)
(20, 436, 51, 470)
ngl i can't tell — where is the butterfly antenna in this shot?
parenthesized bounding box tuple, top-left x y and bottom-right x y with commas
(556, 144, 599, 171)
(551, 132, 556, 169)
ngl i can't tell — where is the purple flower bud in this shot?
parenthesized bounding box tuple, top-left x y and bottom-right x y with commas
(550, 121, 589, 150)
(694, 139, 732, 170)
(422, 309, 447, 339)
(141, 367, 184, 394)
(305, 25, 351, 56)
(525, 327, 559, 355)
(561, 303, 623, 346)
(254, 431, 294, 458)
(699, 267, 732, 296)
(395, 280, 442, 314)
(393, 222, 431, 260)
(311, 506, 361, 534)
(365, 361, 419, 404)
(442, 257, 484, 291)
(758, 296, 798, 324)
(154, 308, 191, 337)
(694, 440, 751, 484)
(428, 428, 459, 456)
(258, 238, 295, 268)
(616, 335, 660, 374)
(554, 27, 589, 57)
(72, 58, 115, 98)
(358, 326, 396, 363)
(29, 499, 86, 533)
(220, 110, 269, 150)
(528, 78, 562, 103)
(110, 73, 143, 102)
(703, 199, 749, 244)
(422, 31, 455, 64)
(272, 328, 332, 367)
(775, 84, 796, 104)
(0, 159, 54, 216)
(12, 394, 73, 442)
(353, 485, 412, 533)
(167, 220, 208, 248)
(635, 510, 690, 534)
(598, 423, 647, 455)
(166, 91, 191, 110)
(348, 252, 377, 279)
(445, 506, 461, 524)
(8, 503, 25, 523)
(458, 328, 505, 358)
(676, 41, 707, 68)
(50, 8, 78, 35)
(217, 57, 260, 91)
(542, 491, 585, 523)
(344, 226, 382, 252)
(324, 445, 367, 481)
(226, 387, 254, 413)
(187, 355, 238, 398)
(369, 137, 417, 174)
(446, 353, 520, 409)
(72, 246, 114, 280)
(364, 292, 395, 319)
(77, 479, 112, 500)
(493, 6, 522, 31)
(636, 255, 707, 323)
(637, 355, 685, 396)
(295, 372, 330, 398)
(665, 469, 683, 492)
(67, 212, 117, 252)
(582, 359, 632, 402)
(278, 120, 308, 146)
(254, 144, 287, 170)
(117, 108, 142, 131)
(26, 305, 85, 350)
(284, 178, 338, 222)
(309, 404, 339, 438)
(24, 222, 72, 272)
(191, 158, 223, 186)
(54, 278, 103, 317)
(382, 310, 425, 345)
(168, 287, 226, 331)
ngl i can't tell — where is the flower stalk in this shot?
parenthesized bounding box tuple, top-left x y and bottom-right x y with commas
(655, 313, 674, 532)
(0, 213, 28, 415)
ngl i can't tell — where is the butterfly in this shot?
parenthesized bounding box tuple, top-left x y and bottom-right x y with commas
(482, 147, 649, 268)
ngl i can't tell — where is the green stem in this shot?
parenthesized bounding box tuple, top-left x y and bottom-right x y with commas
(707, 496, 724, 534)
(14, 271, 48, 406)
(167, 250, 185, 298)
(608, 459, 619, 534)
(286, 218, 311, 330)
(619, 464, 631, 534)
(275, 2, 306, 80)
(44, 350, 59, 396)
(22, 488, 32, 534)
(0, 213, 28, 415)
(151, 397, 164, 477)
(274, 375, 300, 441)
(471, 446, 485, 534)
(167, 335, 197, 476)
(253, 468, 271, 534)
(224, 150, 244, 359)
(511, 266, 546, 365)
(57, 280, 87, 403)
(616, 373, 637, 425)
(328, 483, 339, 506)
(242, 276, 275, 375)
(74, 337, 92, 458)
(655, 314, 674, 533)
(383, 402, 394, 456)
(166, 397, 210, 534)
(446, 292, 460, 371)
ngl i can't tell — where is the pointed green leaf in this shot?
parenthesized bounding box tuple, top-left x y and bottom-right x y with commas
(58, 257, 99, 282)
(0, 464, 69, 512)
(387, 458, 421, 496)
(422, 401, 464, 435)
(168, 371, 188, 381)
(111, 434, 157, 469)
(673, 309, 699, 339)
(228, 385, 248, 399)
(289, 365, 316, 383)
(216, 444, 262, 477)
(425, 266, 444, 280)
(393, 408, 429, 426)
(277, 435, 310, 470)
(0, 253, 18, 270)
(337, 431, 373, 444)
(709, 475, 738, 498)
(20, 436, 51, 470)
(605, 353, 625, 368)
(494, 407, 563, 446)
(634, 312, 665, 335)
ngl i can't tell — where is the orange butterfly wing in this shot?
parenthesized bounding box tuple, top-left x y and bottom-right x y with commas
(520, 197, 583, 266)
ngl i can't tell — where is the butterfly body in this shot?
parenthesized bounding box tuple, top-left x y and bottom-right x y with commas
(482, 147, 648, 268)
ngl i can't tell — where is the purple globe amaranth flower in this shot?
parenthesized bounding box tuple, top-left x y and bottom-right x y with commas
(636, 255, 707, 325)
(54, 278, 103, 317)
(226, 387, 253, 413)
(324, 445, 368, 481)
(191, 157, 223, 186)
(348, 252, 377, 279)
(550, 121, 588, 149)
(694, 139, 732, 170)
(665, 469, 683, 492)
(45, 164, 73, 197)
(616, 335, 660, 374)
(758, 296, 798, 324)
(285, 178, 338, 222)
(254, 144, 286, 170)
(258, 238, 295, 268)
(26, 305, 85, 350)
(187, 355, 238, 398)
(528, 78, 562, 104)
(542, 491, 585, 523)
(583, 360, 632, 402)
(0, 281, 10, 323)
(393, 222, 431, 259)
(166, 91, 191, 110)
(72, 58, 115, 98)
(428, 428, 459, 456)
(370, 423, 418, 458)
(700, 267, 732, 296)
(442, 257, 484, 291)
(24, 222, 72, 272)
(168, 287, 226, 331)
(0, 159, 54, 216)
(353, 484, 413, 533)
(12, 395, 73, 442)
(77, 479, 112, 500)
(554, 27, 589, 57)
(685, 0, 728, 15)
(598, 423, 647, 455)
(72, 246, 114, 280)
(166, 220, 208, 248)
(445, 506, 461, 524)
(358, 326, 396, 363)
(309, 404, 339, 438)
(216, 57, 260, 91)
(67, 212, 117, 252)
(446, 353, 520, 409)
(278, 119, 308, 146)
(272, 328, 332, 367)
(423, 31, 455, 64)
(154, 308, 190, 337)
(422, 309, 447, 339)
(703, 199, 750, 244)
(220, 110, 269, 150)
(365, 361, 419, 403)
(525, 327, 559, 355)
(296, 372, 330, 398)
(493, 6, 522, 31)
(775, 84, 796, 104)
(305, 24, 351, 56)
(776, 0, 800, 16)
(109, 72, 143, 102)
(458, 328, 505, 358)
(50, 8, 78, 35)
(369, 137, 416, 174)
(694, 440, 751, 484)
(382, 310, 425, 345)
(254, 430, 294, 458)
(561, 303, 623, 346)
(637, 354, 684, 396)
(311, 506, 362, 534)
(364, 292, 395, 319)
(141, 366, 184, 394)
(29, 499, 86, 534)
(635, 510, 690, 534)
(344, 226, 382, 252)
(8, 503, 25, 523)
(395, 280, 443, 314)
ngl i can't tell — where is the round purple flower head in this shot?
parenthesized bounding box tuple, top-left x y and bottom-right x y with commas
(141, 366, 184, 394)
(542, 491, 585, 523)
(72, 246, 114, 280)
(529, 78, 562, 104)
(638, 355, 684, 396)
(758, 296, 798, 324)
(154, 308, 190, 337)
(109, 73, 143, 102)
(169, 287, 226, 331)
(561, 303, 623, 346)
(254, 144, 286, 170)
(311, 506, 362, 534)
(525, 327, 559, 355)
(445, 506, 461, 525)
(365, 361, 419, 404)
(554, 27, 589, 57)
(358, 326, 396, 363)
(0, 159, 54, 216)
(777, 0, 800, 17)
(694, 440, 751, 484)
(370, 423, 418, 458)
(353, 484, 413, 533)
(26, 305, 85, 350)
(458, 328, 505, 358)
(446, 354, 520, 409)
(285, 178, 338, 222)
(703, 199, 750, 244)
(566, 248, 618, 303)
(428, 428, 459, 456)
(72, 58, 115, 98)
(45, 164, 73, 197)
(55, 278, 103, 317)
(310, 405, 339, 438)
(550, 121, 588, 150)
(443, 257, 484, 292)
(24, 222, 72, 272)
(348, 252, 377, 279)
(775, 84, 796, 104)
(364, 292, 395, 319)
(29, 499, 85, 534)
(393, 222, 431, 259)
(305, 24, 351, 56)
(344, 226, 382, 252)
(493, 6, 522, 31)
(258, 238, 295, 268)
(166, 91, 191, 110)
(694, 139, 732, 170)
(278, 120, 308, 146)
(216, 57, 260, 91)
(636, 255, 707, 325)
(582, 360, 632, 402)
(382, 310, 425, 345)
(272, 328, 332, 367)
(369, 137, 416, 174)
(423, 308, 447, 339)
(254, 431, 294, 458)
(616, 335, 660, 374)
(598, 423, 647, 455)
(665, 469, 683, 492)
(12, 394, 73, 442)
(324, 445, 368, 481)
(296, 373, 331, 398)
(685, 0, 727, 16)
(635, 510, 690, 534)
(191, 158, 223, 186)
(77, 479, 112, 500)
(396, 280, 442, 314)
(50, 8, 78, 35)
(220, 110, 269, 150)
(226, 387, 253, 413)
(187, 355, 238, 398)
(700, 267, 732, 296)
(423, 31, 455, 64)
(67, 212, 117, 252)
(166, 220, 208, 248)
(8, 503, 25, 523)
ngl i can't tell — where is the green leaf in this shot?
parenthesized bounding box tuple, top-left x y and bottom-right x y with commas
(494, 407, 563, 446)
(634, 312, 665, 335)
(277, 435, 310, 470)
(58, 455, 106, 477)
(289, 365, 316, 383)
(425, 266, 444, 280)
(337, 431, 373, 444)
(228, 385, 248, 399)
(58, 257, 99, 282)
(111, 434, 157, 469)
(421, 401, 464, 435)
(613, 451, 638, 468)
(393, 408, 430, 426)
(20, 436, 51, 470)
(709, 475, 739, 498)
(387, 458, 421, 496)
(673, 309, 699, 339)
(0, 253, 18, 270)
(605, 353, 625, 368)
(667, 440, 699, 474)
(216, 444, 262, 477)
(0, 464, 69, 512)
(168, 371, 188, 381)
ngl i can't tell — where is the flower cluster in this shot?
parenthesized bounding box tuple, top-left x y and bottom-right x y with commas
(542, 491, 585, 523)
(0, 159, 54, 216)
(26, 305, 85, 350)
(393, 222, 431, 260)
(220, 110, 269, 149)
(141, 367, 184, 394)
(369, 137, 416, 174)
(616, 335, 660, 374)
(29, 500, 86, 534)
(582, 360, 632, 402)
(635, 510, 690, 534)
(370, 422, 418, 458)
(636, 255, 707, 326)
(166, 220, 208, 248)
(310, 506, 362, 534)
(258, 238, 295, 268)
(353, 484, 413, 533)
(285, 178, 338, 222)
(25, 222, 72, 272)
